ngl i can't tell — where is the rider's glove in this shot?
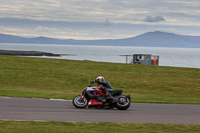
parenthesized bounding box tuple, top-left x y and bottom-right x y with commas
(90, 80, 96, 84)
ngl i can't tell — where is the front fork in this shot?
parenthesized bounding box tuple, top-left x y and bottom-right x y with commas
(80, 89, 87, 101)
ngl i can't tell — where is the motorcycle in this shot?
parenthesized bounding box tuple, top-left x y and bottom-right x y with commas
(72, 86, 131, 110)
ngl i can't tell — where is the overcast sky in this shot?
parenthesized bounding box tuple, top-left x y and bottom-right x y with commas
(1, 0, 200, 40)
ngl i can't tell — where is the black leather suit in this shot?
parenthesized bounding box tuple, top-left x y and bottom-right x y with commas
(90, 79, 113, 92)
(89, 79, 115, 103)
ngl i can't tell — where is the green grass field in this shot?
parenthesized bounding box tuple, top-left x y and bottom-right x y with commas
(0, 120, 200, 133)
(0, 55, 200, 104)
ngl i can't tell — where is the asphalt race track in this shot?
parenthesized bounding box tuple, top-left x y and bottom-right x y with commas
(0, 97, 200, 125)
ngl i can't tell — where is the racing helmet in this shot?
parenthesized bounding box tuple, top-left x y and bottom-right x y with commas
(96, 76, 104, 82)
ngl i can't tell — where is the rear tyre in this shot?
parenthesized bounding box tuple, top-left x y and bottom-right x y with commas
(72, 95, 88, 108)
(115, 96, 130, 110)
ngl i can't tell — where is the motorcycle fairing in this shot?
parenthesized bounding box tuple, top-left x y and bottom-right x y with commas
(85, 87, 99, 91)
(88, 99, 103, 106)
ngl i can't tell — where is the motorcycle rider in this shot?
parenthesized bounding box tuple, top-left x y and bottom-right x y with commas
(89, 76, 117, 103)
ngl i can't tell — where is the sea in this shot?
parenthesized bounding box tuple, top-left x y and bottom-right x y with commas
(0, 43, 200, 69)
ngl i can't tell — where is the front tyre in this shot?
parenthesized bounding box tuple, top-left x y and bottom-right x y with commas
(115, 96, 131, 110)
(72, 95, 88, 108)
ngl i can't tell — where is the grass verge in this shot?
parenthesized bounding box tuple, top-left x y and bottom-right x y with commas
(0, 120, 200, 133)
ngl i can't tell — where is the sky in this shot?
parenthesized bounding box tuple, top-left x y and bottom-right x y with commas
(1, 0, 200, 40)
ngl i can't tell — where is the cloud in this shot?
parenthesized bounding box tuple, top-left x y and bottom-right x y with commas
(144, 16, 165, 23)
(1, 0, 200, 25)
(0, 17, 103, 29)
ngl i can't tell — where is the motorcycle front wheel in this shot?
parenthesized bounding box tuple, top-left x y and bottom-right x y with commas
(115, 96, 131, 110)
(72, 95, 88, 108)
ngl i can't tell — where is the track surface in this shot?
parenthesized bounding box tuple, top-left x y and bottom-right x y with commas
(0, 97, 200, 124)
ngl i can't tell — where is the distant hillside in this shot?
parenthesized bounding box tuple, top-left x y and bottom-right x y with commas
(1, 31, 200, 48)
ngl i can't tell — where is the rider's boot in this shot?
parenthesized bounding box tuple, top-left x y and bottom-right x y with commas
(105, 91, 118, 103)
(110, 97, 118, 103)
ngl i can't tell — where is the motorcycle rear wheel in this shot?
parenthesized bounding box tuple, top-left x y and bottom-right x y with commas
(115, 96, 130, 110)
(72, 95, 88, 108)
